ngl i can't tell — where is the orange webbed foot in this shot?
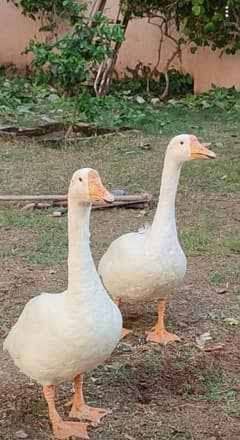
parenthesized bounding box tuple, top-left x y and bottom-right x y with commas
(52, 420, 89, 440)
(146, 328, 181, 345)
(69, 404, 111, 426)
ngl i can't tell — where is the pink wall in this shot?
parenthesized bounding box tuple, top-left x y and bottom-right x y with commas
(0, 2, 44, 68)
(1, 0, 240, 93)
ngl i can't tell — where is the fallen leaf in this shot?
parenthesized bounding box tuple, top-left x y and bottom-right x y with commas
(135, 96, 145, 104)
(216, 288, 227, 294)
(151, 98, 160, 105)
(196, 332, 212, 350)
(224, 317, 239, 326)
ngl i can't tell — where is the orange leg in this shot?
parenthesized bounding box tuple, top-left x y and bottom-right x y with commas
(43, 385, 89, 440)
(115, 298, 132, 339)
(145, 299, 180, 345)
(69, 375, 111, 426)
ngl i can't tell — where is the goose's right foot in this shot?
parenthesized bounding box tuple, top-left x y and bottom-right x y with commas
(146, 328, 180, 345)
(146, 299, 181, 345)
(53, 420, 89, 440)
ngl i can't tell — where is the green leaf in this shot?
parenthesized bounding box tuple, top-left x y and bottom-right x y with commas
(192, 5, 202, 16)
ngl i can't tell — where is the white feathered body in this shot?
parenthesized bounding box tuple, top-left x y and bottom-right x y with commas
(4, 287, 122, 385)
(4, 173, 123, 387)
(99, 227, 187, 304)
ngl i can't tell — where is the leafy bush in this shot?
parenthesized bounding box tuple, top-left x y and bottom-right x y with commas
(0, 70, 239, 133)
(27, 13, 124, 95)
(8, 0, 84, 26)
(113, 69, 193, 98)
(169, 86, 240, 111)
(122, 0, 240, 56)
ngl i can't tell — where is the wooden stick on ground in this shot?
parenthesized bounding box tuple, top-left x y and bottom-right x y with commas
(0, 193, 153, 211)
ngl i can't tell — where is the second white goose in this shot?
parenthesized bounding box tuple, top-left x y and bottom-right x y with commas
(98, 135, 216, 345)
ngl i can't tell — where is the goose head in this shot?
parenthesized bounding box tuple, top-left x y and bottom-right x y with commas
(69, 168, 114, 204)
(166, 134, 216, 165)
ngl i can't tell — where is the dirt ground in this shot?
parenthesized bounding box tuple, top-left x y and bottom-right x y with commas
(0, 132, 239, 440)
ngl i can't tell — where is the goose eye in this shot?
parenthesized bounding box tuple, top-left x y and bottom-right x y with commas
(180, 141, 184, 145)
(79, 177, 83, 182)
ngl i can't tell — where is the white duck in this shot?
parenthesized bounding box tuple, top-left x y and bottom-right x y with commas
(99, 134, 216, 345)
(4, 168, 122, 440)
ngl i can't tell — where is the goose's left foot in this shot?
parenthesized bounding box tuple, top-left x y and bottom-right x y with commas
(146, 299, 181, 345)
(69, 374, 111, 426)
(146, 328, 180, 345)
(70, 404, 111, 425)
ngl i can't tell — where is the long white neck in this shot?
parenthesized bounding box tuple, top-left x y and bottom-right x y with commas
(148, 153, 182, 243)
(67, 196, 99, 296)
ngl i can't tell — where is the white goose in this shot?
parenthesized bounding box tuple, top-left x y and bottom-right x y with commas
(99, 135, 216, 344)
(4, 168, 122, 440)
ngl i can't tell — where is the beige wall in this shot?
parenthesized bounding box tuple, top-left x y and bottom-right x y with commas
(0, 1, 43, 68)
(1, 0, 240, 93)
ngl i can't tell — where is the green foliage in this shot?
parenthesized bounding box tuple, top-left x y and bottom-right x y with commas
(169, 86, 240, 111)
(113, 69, 193, 97)
(8, 0, 84, 27)
(122, 0, 240, 55)
(9, 0, 124, 96)
(1, 71, 240, 151)
(176, 0, 240, 55)
(26, 13, 124, 94)
(122, 0, 175, 18)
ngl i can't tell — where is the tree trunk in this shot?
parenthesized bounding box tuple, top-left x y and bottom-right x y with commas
(94, 7, 131, 96)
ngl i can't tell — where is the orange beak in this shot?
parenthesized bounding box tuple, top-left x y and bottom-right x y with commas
(88, 170, 114, 203)
(190, 137, 216, 160)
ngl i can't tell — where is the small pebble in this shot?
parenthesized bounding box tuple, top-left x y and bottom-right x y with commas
(52, 211, 63, 217)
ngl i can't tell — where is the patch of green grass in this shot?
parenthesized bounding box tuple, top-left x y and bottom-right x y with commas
(1, 74, 240, 144)
(0, 209, 68, 265)
(209, 271, 226, 285)
(0, 206, 239, 266)
(222, 236, 240, 254)
(181, 158, 240, 193)
(0, 208, 57, 228)
(200, 369, 236, 403)
(180, 223, 240, 257)
(208, 261, 240, 288)
(27, 224, 68, 265)
(180, 226, 214, 256)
